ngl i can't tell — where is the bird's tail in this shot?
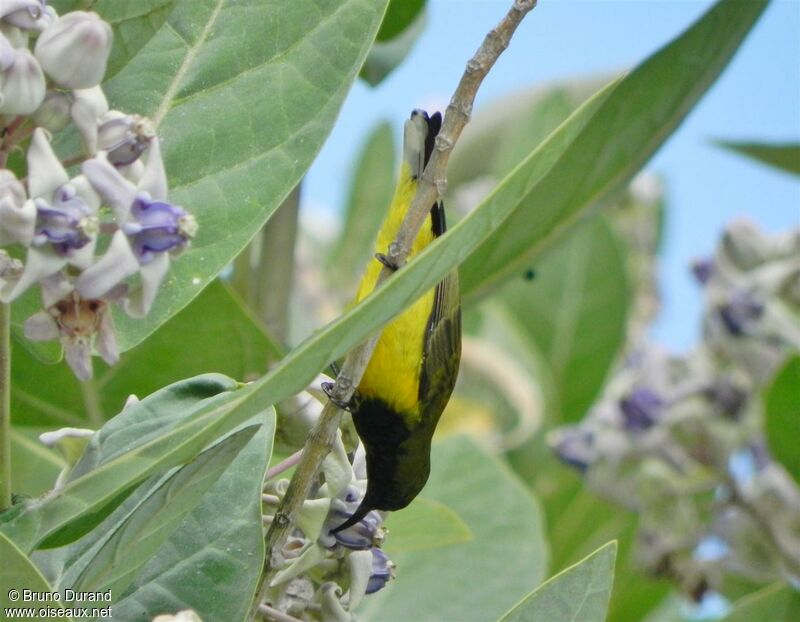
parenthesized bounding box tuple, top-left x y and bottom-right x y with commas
(403, 109, 442, 180)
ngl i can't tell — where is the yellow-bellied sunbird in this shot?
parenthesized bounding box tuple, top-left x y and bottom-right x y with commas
(330, 109, 462, 533)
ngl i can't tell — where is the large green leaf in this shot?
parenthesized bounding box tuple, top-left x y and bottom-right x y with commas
(359, 436, 548, 622)
(329, 120, 397, 286)
(361, 0, 426, 85)
(715, 141, 800, 176)
(447, 78, 605, 190)
(375, 0, 425, 41)
(764, 355, 800, 483)
(61, 425, 259, 598)
(0, 374, 265, 552)
(497, 216, 630, 423)
(723, 584, 800, 622)
(499, 541, 617, 622)
(0, 531, 68, 618)
(459, 0, 768, 298)
(509, 440, 668, 622)
(96, 0, 179, 80)
(100, 0, 389, 350)
(383, 497, 472, 554)
(110, 413, 272, 622)
(361, 8, 426, 86)
(11, 280, 280, 428)
(10, 427, 65, 498)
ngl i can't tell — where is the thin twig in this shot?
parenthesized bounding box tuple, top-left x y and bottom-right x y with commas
(250, 1, 537, 617)
(264, 450, 303, 481)
(258, 604, 303, 622)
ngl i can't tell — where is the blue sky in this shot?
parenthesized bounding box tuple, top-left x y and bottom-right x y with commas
(304, 0, 800, 351)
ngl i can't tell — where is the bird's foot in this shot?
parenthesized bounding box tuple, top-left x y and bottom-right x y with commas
(375, 252, 400, 272)
(321, 381, 359, 412)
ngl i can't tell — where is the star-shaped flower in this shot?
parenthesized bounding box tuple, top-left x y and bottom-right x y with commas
(0, 128, 100, 302)
(79, 138, 196, 317)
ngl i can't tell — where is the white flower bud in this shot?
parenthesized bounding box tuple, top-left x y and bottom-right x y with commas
(0, 31, 15, 70)
(34, 11, 112, 89)
(0, 47, 45, 113)
(33, 90, 71, 131)
(0, 0, 52, 31)
(97, 111, 156, 165)
(720, 219, 774, 271)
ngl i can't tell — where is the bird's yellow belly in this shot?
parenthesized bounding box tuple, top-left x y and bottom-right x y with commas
(358, 287, 434, 420)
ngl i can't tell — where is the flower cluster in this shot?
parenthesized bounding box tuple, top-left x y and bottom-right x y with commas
(262, 431, 395, 619)
(0, 2, 196, 379)
(550, 220, 800, 605)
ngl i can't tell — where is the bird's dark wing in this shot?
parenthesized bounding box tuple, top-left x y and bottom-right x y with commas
(417, 201, 461, 424)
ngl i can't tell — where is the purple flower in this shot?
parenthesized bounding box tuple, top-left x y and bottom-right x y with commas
(79, 138, 197, 317)
(321, 484, 384, 550)
(691, 258, 714, 285)
(718, 292, 763, 337)
(122, 196, 193, 263)
(620, 387, 664, 431)
(0, 129, 99, 303)
(366, 548, 394, 595)
(33, 183, 96, 254)
(550, 426, 595, 472)
(327, 509, 382, 550)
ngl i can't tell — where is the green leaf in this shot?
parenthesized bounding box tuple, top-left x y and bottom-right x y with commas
(508, 444, 669, 622)
(715, 140, 800, 176)
(361, 8, 426, 86)
(11, 280, 280, 428)
(376, 0, 425, 41)
(383, 497, 472, 554)
(110, 413, 272, 622)
(63, 425, 259, 597)
(359, 436, 548, 622)
(459, 0, 768, 298)
(497, 216, 630, 423)
(101, 0, 389, 350)
(10, 427, 65, 498)
(329, 120, 396, 285)
(95, 0, 179, 80)
(0, 531, 68, 618)
(723, 584, 800, 622)
(499, 541, 617, 622)
(448, 78, 606, 189)
(764, 355, 800, 483)
(0, 374, 266, 552)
